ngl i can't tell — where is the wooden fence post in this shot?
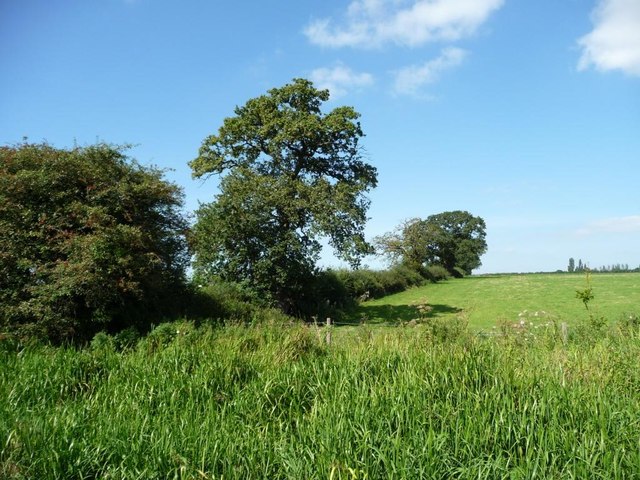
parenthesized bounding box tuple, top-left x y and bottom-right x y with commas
(325, 317, 332, 345)
(560, 322, 568, 345)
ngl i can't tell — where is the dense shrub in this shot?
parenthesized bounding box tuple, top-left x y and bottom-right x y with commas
(425, 264, 451, 282)
(185, 279, 296, 325)
(0, 143, 188, 343)
(186, 281, 256, 321)
(305, 269, 353, 316)
(336, 268, 384, 299)
(335, 266, 424, 301)
(187, 265, 425, 325)
(452, 266, 467, 278)
(380, 265, 425, 293)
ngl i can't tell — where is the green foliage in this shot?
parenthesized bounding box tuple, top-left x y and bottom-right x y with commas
(2, 321, 640, 478)
(187, 281, 258, 321)
(190, 79, 377, 314)
(146, 322, 179, 349)
(423, 210, 487, 274)
(574, 271, 609, 335)
(424, 264, 451, 282)
(452, 266, 467, 278)
(596, 263, 633, 272)
(0, 142, 188, 342)
(575, 271, 594, 310)
(112, 327, 141, 351)
(306, 269, 353, 317)
(185, 278, 298, 327)
(89, 331, 114, 352)
(335, 265, 424, 301)
(424, 315, 469, 343)
(373, 218, 432, 272)
(375, 211, 487, 276)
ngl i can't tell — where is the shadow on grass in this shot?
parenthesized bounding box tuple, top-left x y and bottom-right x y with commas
(341, 303, 462, 326)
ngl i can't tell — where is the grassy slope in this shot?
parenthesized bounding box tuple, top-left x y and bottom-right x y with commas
(353, 272, 640, 329)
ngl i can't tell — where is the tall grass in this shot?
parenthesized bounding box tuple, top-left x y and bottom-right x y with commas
(2, 320, 640, 479)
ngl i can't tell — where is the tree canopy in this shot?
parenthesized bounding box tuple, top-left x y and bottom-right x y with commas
(190, 78, 377, 313)
(375, 211, 487, 276)
(0, 143, 188, 342)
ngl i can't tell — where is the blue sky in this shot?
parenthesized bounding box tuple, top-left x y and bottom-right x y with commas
(2, 0, 639, 273)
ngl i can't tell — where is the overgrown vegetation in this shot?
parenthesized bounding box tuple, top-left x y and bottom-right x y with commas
(2, 315, 639, 479)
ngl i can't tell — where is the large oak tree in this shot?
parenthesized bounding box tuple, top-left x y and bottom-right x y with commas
(190, 79, 377, 313)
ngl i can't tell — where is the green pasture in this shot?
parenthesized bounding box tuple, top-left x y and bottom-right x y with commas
(353, 272, 640, 329)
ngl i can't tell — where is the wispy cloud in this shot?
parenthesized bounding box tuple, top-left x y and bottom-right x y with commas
(578, 0, 640, 77)
(304, 0, 504, 48)
(392, 47, 466, 96)
(575, 215, 640, 236)
(309, 64, 374, 99)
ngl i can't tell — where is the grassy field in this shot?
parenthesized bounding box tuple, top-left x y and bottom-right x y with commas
(2, 273, 640, 479)
(352, 272, 640, 330)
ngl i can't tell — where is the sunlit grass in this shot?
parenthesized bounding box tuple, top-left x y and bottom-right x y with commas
(2, 318, 640, 479)
(354, 272, 640, 329)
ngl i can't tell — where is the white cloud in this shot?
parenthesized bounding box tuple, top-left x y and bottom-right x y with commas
(309, 64, 374, 99)
(304, 0, 504, 48)
(578, 0, 640, 76)
(575, 215, 640, 236)
(393, 47, 466, 95)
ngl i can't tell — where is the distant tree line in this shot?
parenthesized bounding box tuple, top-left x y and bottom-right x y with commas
(568, 257, 639, 273)
(595, 264, 639, 273)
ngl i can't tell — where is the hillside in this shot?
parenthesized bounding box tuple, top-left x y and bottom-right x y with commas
(352, 272, 640, 330)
